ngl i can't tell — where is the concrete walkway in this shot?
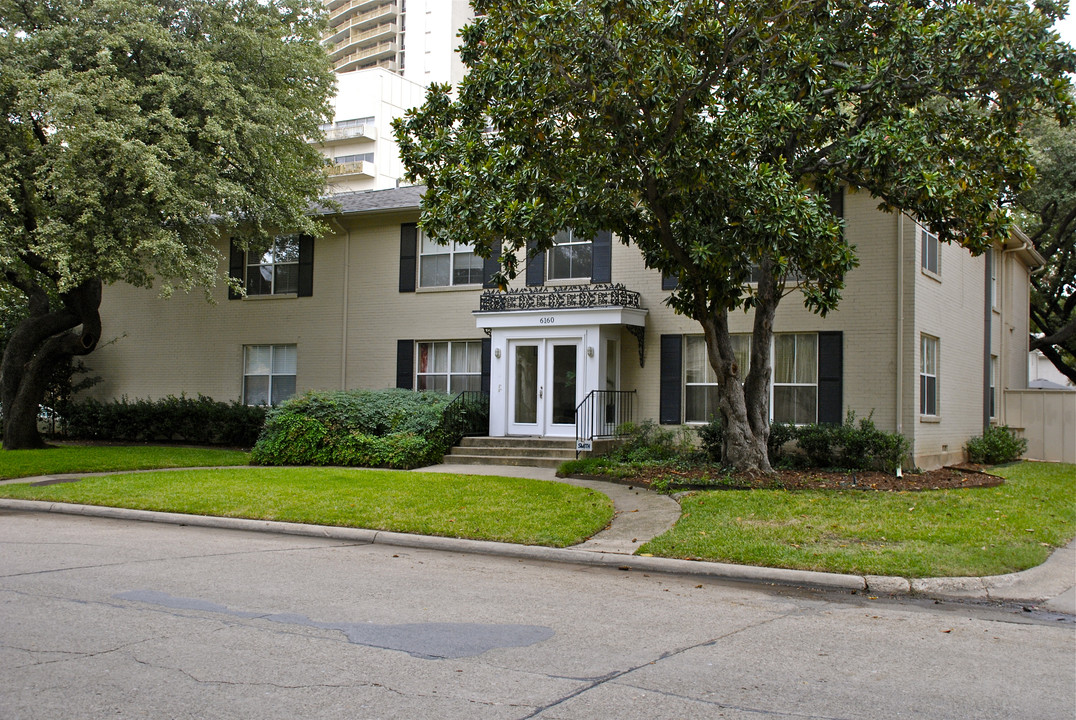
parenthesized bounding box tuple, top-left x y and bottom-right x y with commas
(2, 462, 1073, 614)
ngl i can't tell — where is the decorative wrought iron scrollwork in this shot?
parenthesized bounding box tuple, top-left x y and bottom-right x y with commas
(478, 283, 641, 312)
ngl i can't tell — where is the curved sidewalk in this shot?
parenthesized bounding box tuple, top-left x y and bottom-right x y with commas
(2, 462, 1073, 614)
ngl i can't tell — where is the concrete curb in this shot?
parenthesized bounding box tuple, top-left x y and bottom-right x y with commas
(2, 497, 1071, 610)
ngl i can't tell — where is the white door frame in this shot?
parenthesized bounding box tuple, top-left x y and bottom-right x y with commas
(506, 337, 583, 437)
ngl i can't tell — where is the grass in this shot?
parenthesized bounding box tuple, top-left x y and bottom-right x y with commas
(0, 444, 251, 478)
(0, 467, 614, 547)
(638, 461, 1076, 577)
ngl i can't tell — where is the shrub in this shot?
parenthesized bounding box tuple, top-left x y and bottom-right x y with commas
(250, 388, 455, 469)
(966, 425, 1027, 465)
(793, 411, 909, 473)
(613, 419, 685, 463)
(63, 395, 266, 447)
(767, 421, 797, 464)
(696, 416, 725, 462)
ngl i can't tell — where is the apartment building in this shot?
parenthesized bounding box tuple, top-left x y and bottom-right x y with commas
(88, 185, 1063, 468)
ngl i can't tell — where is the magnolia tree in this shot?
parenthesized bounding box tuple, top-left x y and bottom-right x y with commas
(0, 0, 335, 449)
(395, 0, 1075, 472)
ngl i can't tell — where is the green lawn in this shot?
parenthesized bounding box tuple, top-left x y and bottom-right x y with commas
(638, 462, 1076, 577)
(0, 444, 251, 478)
(0, 467, 614, 548)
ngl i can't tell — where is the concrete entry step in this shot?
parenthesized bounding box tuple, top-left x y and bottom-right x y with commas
(446, 436, 582, 469)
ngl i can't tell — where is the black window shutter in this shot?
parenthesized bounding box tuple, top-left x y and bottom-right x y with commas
(661, 272, 678, 291)
(297, 235, 314, 297)
(228, 241, 244, 300)
(396, 340, 415, 390)
(399, 223, 417, 292)
(817, 331, 843, 425)
(828, 187, 844, 219)
(591, 230, 612, 283)
(526, 241, 545, 287)
(482, 242, 502, 289)
(659, 334, 683, 425)
(481, 338, 492, 395)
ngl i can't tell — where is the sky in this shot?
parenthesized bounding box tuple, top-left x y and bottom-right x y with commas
(1057, 1, 1076, 47)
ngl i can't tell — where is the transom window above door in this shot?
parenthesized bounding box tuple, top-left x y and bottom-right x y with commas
(419, 230, 484, 287)
(247, 235, 299, 295)
(547, 229, 593, 281)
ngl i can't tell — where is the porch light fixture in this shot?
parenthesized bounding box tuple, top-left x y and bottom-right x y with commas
(494, 348, 501, 359)
(587, 346, 594, 357)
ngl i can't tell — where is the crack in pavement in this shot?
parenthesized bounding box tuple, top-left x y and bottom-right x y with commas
(1, 636, 164, 671)
(519, 602, 841, 719)
(0, 540, 367, 579)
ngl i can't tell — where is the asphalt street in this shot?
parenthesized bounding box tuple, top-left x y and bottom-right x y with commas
(1, 509, 1073, 719)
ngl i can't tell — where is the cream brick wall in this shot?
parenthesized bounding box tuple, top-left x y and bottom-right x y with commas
(87, 190, 1039, 469)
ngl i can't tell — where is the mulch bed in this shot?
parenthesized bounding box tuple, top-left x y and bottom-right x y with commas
(585, 463, 1004, 492)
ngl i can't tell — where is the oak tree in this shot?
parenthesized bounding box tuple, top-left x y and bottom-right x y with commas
(0, 0, 335, 448)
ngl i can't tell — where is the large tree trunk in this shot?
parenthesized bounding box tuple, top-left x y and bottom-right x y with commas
(1, 279, 102, 450)
(692, 260, 780, 474)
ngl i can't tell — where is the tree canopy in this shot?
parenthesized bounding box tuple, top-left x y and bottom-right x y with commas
(396, 0, 1075, 471)
(1016, 114, 1076, 383)
(0, 0, 335, 448)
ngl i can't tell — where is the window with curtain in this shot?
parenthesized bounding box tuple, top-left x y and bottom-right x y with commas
(772, 334, 818, 425)
(243, 345, 297, 406)
(416, 341, 483, 393)
(683, 334, 751, 423)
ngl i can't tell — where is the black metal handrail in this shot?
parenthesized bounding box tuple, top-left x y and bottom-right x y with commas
(575, 390, 636, 457)
(479, 283, 641, 312)
(441, 390, 490, 447)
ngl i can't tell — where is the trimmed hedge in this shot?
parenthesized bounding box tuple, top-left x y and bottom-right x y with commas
(63, 395, 267, 447)
(250, 389, 455, 469)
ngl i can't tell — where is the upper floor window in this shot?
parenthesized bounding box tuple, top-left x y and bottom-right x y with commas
(920, 334, 939, 416)
(419, 230, 483, 287)
(243, 344, 296, 406)
(921, 224, 940, 276)
(247, 235, 299, 296)
(547, 229, 593, 281)
(989, 248, 998, 308)
(334, 152, 374, 165)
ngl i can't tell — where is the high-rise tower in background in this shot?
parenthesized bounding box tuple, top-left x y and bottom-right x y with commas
(318, 0, 473, 192)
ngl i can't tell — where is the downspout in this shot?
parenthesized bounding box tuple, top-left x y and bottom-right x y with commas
(983, 249, 992, 433)
(896, 213, 904, 436)
(329, 217, 351, 390)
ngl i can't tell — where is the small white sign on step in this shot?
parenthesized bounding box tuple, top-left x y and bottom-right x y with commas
(576, 440, 593, 452)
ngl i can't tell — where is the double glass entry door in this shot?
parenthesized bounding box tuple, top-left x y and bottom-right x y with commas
(507, 339, 581, 436)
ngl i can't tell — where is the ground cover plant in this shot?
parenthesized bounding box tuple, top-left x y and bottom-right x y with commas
(637, 462, 1075, 577)
(0, 467, 614, 547)
(0, 444, 250, 479)
(251, 389, 460, 469)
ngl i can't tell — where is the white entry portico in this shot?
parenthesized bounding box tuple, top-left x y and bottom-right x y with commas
(475, 288, 647, 438)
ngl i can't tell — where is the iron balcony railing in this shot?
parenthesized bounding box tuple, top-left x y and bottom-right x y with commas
(478, 283, 641, 312)
(575, 390, 636, 457)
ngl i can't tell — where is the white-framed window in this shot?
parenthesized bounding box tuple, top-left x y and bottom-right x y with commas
(683, 334, 751, 423)
(772, 333, 818, 425)
(989, 355, 997, 419)
(416, 341, 482, 393)
(920, 334, 939, 416)
(989, 248, 998, 309)
(419, 229, 483, 287)
(547, 229, 592, 281)
(243, 344, 297, 406)
(920, 224, 940, 276)
(246, 235, 299, 296)
(334, 152, 374, 165)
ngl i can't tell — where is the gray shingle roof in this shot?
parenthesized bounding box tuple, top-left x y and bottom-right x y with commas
(311, 185, 425, 216)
